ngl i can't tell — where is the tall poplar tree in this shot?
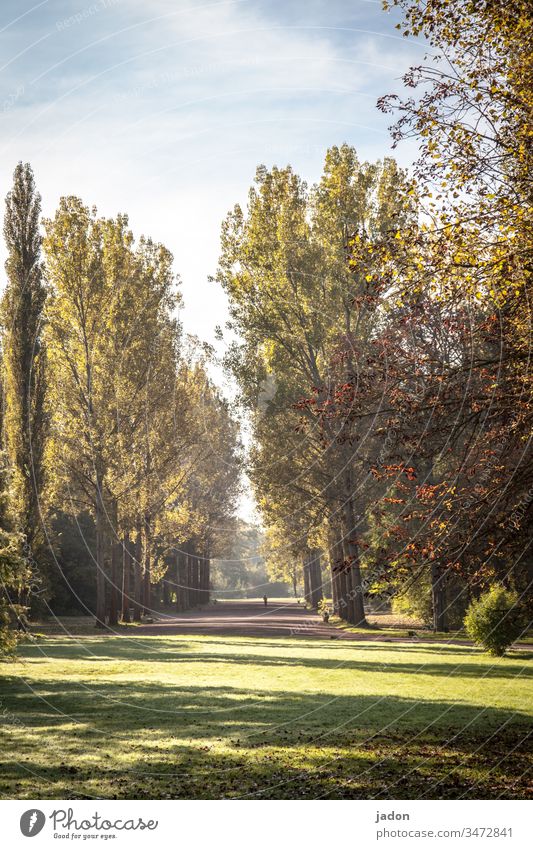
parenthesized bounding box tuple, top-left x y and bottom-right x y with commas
(2, 162, 47, 565)
(0, 374, 27, 654)
(43, 199, 179, 627)
(217, 147, 413, 625)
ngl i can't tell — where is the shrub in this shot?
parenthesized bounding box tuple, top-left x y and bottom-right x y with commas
(464, 586, 526, 656)
(318, 598, 331, 621)
(391, 573, 433, 626)
(0, 601, 18, 658)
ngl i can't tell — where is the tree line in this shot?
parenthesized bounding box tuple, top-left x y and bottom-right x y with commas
(1, 0, 530, 652)
(218, 0, 532, 635)
(0, 168, 241, 647)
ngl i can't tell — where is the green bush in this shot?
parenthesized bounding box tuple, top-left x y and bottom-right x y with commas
(0, 601, 18, 658)
(392, 574, 469, 630)
(391, 573, 433, 626)
(464, 586, 526, 656)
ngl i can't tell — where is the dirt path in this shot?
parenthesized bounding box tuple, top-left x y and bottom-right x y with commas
(134, 600, 329, 638)
(132, 600, 533, 649)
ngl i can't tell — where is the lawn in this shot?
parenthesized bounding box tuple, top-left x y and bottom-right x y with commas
(0, 633, 531, 799)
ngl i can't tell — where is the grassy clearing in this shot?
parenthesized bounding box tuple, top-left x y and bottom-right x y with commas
(329, 615, 449, 640)
(1, 633, 531, 800)
(328, 615, 533, 645)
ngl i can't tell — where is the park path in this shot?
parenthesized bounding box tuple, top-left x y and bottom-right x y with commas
(134, 600, 332, 639)
(132, 600, 533, 648)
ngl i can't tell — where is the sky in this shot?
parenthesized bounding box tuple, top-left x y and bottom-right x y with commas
(0, 0, 426, 521)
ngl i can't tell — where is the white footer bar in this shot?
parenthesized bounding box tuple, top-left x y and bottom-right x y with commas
(1, 799, 530, 848)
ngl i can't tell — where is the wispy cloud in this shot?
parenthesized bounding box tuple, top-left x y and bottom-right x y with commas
(0, 1, 426, 521)
(0, 0, 423, 350)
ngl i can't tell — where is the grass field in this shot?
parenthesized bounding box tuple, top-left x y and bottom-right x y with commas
(1, 633, 531, 799)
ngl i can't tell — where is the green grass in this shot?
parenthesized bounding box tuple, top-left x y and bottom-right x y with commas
(328, 615, 446, 639)
(1, 633, 531, 799)
(329, 615, 533, 645)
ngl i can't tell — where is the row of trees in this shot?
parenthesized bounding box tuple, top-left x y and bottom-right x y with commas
(1, 165, 241, 643)
(217, 149, 413, 625)
(217, 0, 532, 630)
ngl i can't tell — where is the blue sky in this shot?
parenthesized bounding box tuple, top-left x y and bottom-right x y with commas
(0, 0, 425, 519)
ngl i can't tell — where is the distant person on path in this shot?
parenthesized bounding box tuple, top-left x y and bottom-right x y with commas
(263, 595, 268, 606)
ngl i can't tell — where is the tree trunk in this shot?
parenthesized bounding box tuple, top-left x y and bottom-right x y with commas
(132, 525, 143, 622)
(337, 566, 348, 621)
(206, 555, 211, 605)
(195, 555, 201, 606)
(309, 549, 323, 608)
(303, 554, 311, 605)
(173, 552, 180, 610)
(330, 550, 339, 614)
(201, 548, 210, 605)
(108, 536, 120, 627)
(331, 566, 339, 615)
(162, 560, 171, 607)
(431, 563, 447, 631)
(121, 534, 131, 622)
(341, 491, 367, 626)
(328, 523, 343, 614)
(189, 551, 200, 607)
(94, 488, 106, 628)
(343, 556, 356, 625)
(197, 556, 202, 606)
(198, 557, 205, 605)
(143, 515, 151, 614)
(187, 551, 194, 606)
(179, 548, 189, 610)
(107, 500, 119, 627)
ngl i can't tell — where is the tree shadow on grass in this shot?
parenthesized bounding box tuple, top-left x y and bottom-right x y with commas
(1, 676, 530, 736)
(0, 737, 529, 801)
(0, 681, 530, 800)
(16, 639, 533, 679)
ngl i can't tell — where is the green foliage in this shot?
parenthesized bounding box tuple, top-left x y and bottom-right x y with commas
(262, 524, 301, 597)
(317, 598, 331, 620)
(217, 147, 413, 622)
(443, 580, 470, 631)
(2, 161, 47, 574)
(0, 602, 17, 657)
(47, 511, 97, 616)
(392, 575, 433, 627)
(41, 198, 242, 624)
(391, 575, 469, 630)
(464, 587, 527, 656)
(0, 452, 27, 656)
